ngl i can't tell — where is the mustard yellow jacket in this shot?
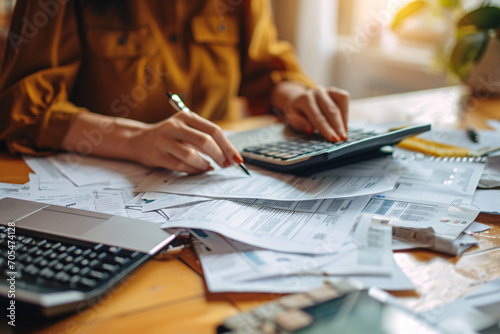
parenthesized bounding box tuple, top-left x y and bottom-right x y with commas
(0, 0, 314, 155)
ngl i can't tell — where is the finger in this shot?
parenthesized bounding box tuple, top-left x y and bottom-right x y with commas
(296, 93, 338, 142)
(159, 136, 213, 172)
(327, 88, 350, 132)
(181, 112, 242, 166)
(171, 122, 228, 168)
(285, 109, 314, 135)
(314, 88, 348, 140)
(156, 152, 208, 174)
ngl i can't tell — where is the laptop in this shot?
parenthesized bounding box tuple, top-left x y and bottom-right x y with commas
(0, 197, 176, 317)
(230, 123, 431, 174)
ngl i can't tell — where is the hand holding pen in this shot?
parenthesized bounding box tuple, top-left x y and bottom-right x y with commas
(164, 92, 251, 176)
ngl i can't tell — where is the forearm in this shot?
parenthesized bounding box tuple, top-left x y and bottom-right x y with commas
(61, 112, 150, 162)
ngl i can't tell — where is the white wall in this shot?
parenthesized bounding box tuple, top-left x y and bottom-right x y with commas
(272, 0, 338, 87)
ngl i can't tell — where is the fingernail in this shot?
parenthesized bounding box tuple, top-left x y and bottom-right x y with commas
(207, 165, 214, 171)
(223, 160, 232, 168)
(233, 153, 244, 164)
(342, 135, 348, 141)
(305, 126, 313, 135)
(331, 135, 340, 142)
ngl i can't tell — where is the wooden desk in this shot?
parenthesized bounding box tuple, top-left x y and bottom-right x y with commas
(2, 86, 500, 333)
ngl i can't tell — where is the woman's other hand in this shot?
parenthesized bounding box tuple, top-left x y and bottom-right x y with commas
(272, 81, 350, 142)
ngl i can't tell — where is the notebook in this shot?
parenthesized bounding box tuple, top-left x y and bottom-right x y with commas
(0, 197, 176, 317)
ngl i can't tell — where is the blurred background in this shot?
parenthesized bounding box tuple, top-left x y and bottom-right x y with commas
(272, 0, 500, 98)
(0, 0, 498, 99)
(0, 0, 14, 67)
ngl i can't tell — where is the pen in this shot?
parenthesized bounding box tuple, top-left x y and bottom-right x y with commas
(466, 126, 480, 143)
(166, 92, 251, 177)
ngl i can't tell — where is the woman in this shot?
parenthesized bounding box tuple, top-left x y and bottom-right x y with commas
(0, 0, 349, 174)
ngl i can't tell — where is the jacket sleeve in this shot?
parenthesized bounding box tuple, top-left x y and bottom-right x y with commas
(0, 0, 85, 155)
(239, 0, 316, 114)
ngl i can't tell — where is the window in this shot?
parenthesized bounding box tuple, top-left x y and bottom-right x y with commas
(0, 0, 16, 67)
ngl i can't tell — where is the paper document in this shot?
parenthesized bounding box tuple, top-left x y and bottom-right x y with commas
(478, 156, 500, 188)
(24, 156, 76, 190)
(472, 189, 500, 214)
(162, 196, 370, 254)
(141, 193, 213, 212)
(48, 153, 151, 187)
(0, 182, 30, 200)
(136, 163, 402, 201)
(375, 159, 484, 205)
(191, 214, 393, 284)
(391, 227, 478, 255)
(191, 230, 357, 282)
(236, 197, 362, 216)
(363, 198, 479, 238)
(194, 236, 413, 293)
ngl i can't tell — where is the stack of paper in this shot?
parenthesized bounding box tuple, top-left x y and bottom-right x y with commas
(1, 124, 497, 295)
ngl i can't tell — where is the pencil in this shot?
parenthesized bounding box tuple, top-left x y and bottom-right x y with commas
(166, 92, 251, 176)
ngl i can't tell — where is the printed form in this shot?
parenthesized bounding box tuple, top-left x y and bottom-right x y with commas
(374, 159, 484, 205)
(192, 214, 393, 286)
(162, 196, 371, 254)
(192, 227, 412, 293)
(136, 162, 403, 201)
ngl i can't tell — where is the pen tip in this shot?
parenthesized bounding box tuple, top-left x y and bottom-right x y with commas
(166, 91, 173, 98)
(239, 163, 251, 177)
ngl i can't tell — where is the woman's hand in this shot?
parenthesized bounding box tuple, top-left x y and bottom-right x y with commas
(62, 111, 243, 174)
(272, 82, 350, 142)
(134, 111, 243, 174)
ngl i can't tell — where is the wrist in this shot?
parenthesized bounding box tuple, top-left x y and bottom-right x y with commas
(63, 112, 152, 164)
(116, 118, 154, 163)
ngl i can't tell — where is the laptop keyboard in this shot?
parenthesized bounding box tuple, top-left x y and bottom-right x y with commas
(242, 128, 375, 161)
(0, 225, 146, 293)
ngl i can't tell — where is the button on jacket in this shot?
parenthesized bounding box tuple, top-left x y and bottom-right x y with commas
(0, 0, 314, 155)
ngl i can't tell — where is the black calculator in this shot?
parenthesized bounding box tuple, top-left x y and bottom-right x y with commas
(230, 123, 431, 175)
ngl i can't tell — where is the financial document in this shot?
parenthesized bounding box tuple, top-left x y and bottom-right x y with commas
(141, 193, 212, 212)
(194, 235, 413, 293)
(374, 159, 484, 205)
(191, 214, 393, 284)
(362, 198, 479, 238)
(472, 189, 500, 214)
(478, 156, 500, 188)
(47, 153, 151, 187)
(136, 163, 402, 201)
(162, 196, 370, 254)
(236, 197, 361, 216)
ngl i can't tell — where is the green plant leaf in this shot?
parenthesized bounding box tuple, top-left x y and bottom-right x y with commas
(391, 0, 428, 31)
(449, 31, 489, 80)
(458, 6, 500, 30)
